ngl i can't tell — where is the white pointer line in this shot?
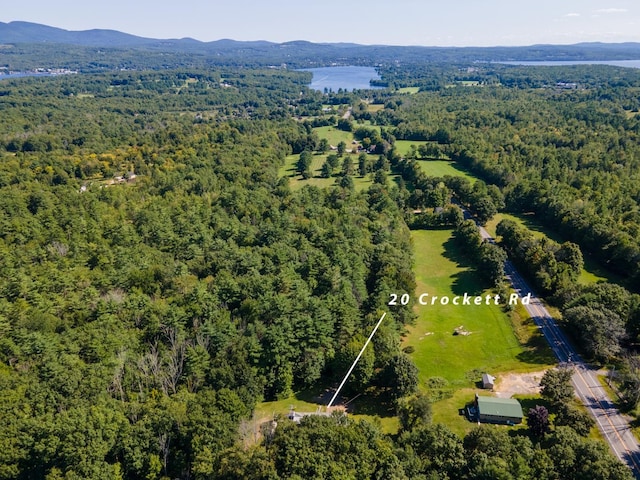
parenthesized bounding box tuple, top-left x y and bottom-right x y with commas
(327, 312, 387, 408)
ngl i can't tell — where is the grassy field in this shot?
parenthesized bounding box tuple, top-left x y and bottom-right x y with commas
(405, 229, 555, 434)
(313, 125, 356, 147)
(253, 390, 399, 435)
(394, 140, 428, 156)
(397, 87, 420, 94)
(485, 212, 625, 286)
(405, 230, 553, 386)
(279, 124, 404, 191)
(414, 159, 477, 182)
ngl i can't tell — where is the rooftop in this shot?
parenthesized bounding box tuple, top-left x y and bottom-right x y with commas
(477, 396, 523, 419)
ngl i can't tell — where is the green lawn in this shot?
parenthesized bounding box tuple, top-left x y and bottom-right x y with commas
(279, 125, 402, 191)
(406, 229, 555, 434)
(313, 126, 356, 147)
(485, 212, 625, 286)
(397, 87, 420, 94)
(254, 391, 399, 435)
(394, 140, 428, 156)
(415, 159, 477, 182)
(405, 230, 554, 387)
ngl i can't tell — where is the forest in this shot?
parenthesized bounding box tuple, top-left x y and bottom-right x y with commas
(0, 61, 639, 479)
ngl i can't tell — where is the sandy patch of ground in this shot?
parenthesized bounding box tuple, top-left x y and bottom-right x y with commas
(493, 371, 548, 398)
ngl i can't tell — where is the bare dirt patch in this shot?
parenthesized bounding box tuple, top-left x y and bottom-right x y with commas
(493, 370, 548, 398)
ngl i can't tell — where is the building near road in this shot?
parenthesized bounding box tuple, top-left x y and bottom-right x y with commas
(475, 394, 523, 425)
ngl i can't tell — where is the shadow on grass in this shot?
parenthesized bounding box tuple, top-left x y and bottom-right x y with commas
(516, 338, 557, 365)
(342, 388, 397, 418)
(513, 316, 558, 365)
(515, 395, 553, 413)
(292, 386, 397, 419)
(441, 237, 484, 296)
(517, 212, 563, 243)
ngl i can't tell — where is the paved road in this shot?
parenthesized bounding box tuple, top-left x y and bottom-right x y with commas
(475, 220, 640, 477)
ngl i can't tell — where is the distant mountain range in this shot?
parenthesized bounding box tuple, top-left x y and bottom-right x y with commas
(0, 21, 277, 49)
(3, 21, 640, 69)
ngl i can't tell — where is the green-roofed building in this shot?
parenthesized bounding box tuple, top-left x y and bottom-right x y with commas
(475, 394, 523, 425)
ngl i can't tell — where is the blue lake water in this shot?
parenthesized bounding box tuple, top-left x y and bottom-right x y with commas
(498, 60, 640, 69)
(0, 72, 69, 81)
(303, 66, 383, 92)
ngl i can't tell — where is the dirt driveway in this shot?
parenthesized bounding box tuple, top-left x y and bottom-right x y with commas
(493, 370, 548, 398)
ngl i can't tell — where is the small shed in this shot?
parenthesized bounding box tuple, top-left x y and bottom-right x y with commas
(476, 395, 523, 425)
(482, 373, 496, 390)
(287, 408, 333, 424)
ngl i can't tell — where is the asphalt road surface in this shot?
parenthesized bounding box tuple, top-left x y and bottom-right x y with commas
(475, 220, 640, 477)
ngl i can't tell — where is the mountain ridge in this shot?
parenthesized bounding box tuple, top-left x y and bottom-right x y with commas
(4, 20, 640, 70)
(5, 20, 640, 52)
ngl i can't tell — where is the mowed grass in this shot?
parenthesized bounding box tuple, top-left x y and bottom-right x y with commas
(485, 212, 625, 286)
(415, 159, 477, 183)
(279, 125, 400, 191)
(405, 230, 553, 387)
(313, 125, 356, 147)
(397, 87, 420, 94)
(254, 392, 399, 434)
(394, 140, 428, 156)
(406, 229, 555, 435)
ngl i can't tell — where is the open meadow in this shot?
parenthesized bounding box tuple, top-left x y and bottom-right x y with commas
(404, 229, 555, 432)
(414, 159, 477, 182)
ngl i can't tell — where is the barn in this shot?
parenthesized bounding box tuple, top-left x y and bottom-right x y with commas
(475, 394, 523, 425)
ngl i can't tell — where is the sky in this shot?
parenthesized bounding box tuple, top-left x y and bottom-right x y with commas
(3, 0, 640, 47)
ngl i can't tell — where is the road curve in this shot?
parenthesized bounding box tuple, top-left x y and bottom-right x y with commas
(475, 220, 640, 477)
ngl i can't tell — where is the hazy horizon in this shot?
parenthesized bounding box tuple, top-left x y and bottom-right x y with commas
(3, 0, 640, 47)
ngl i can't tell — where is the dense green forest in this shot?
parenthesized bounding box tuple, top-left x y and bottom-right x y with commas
(1, 64, 639, 479)
(0, 70, 416, 478)
(374, 64, 640, 284)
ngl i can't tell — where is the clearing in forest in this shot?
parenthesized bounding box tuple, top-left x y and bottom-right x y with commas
(279, 125, 399, 191)
(414, 159, 477, 182)
(404, 229, 554, 388)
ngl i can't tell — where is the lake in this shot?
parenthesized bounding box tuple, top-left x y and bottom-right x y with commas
(498, 60, 640, 69)
(0, 72, 56, 80)
(302, 66, 384, 92)
(0, 71, 77, 81)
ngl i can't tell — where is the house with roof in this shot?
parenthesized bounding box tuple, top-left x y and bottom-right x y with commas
(475, 394, 523, 425)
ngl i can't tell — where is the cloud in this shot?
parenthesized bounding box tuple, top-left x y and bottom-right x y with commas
(565, 13, 580, 17)
(594, 8, 628, 14)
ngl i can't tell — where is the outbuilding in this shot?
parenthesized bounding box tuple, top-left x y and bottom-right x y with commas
(475, 394, 523, 425)
(482, 373, 496, 390)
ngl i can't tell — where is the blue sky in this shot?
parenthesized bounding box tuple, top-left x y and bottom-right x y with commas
(3, 0, 639, 46)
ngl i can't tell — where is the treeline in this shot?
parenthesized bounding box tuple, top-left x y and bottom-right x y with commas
(212, 404, 631, 480)
(455, 220, 507, 287)
(497, 220, 583, 295)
